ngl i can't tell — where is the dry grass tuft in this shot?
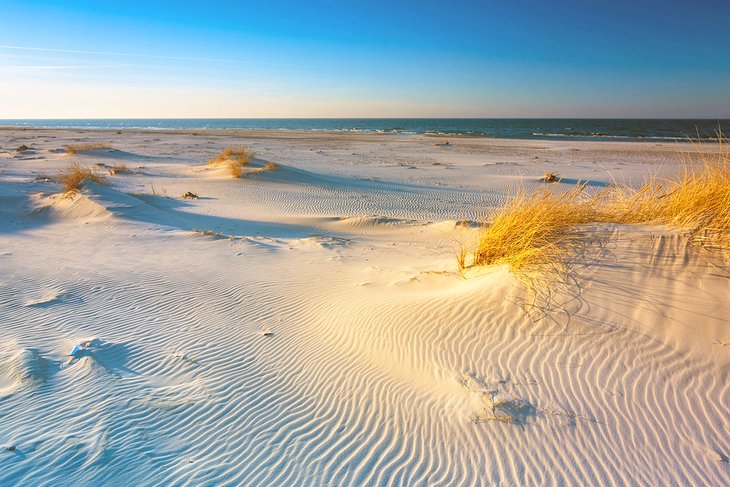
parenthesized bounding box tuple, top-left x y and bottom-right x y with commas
(463, 137, 730, 276)
(208, 146, 254, 177)
(150, 184, 170, 198)
(58, 163, 109, 193)
(109, 162, 130, 175)
(542, 172, 560, 183)
(263, 162, 279, 171)
(192, 229, 229, 239)
(465, 184, 596, 274)
(16, 145, 30, 152)
(64, 143, 112, 155)
(599, 145, 729, 249)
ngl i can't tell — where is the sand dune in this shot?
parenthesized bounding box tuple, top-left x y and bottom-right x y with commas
(0, 129, 728, 485)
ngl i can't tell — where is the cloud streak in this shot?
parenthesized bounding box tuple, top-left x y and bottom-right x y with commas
(0, 44, 257, 65)
(0, 64, 149, 71)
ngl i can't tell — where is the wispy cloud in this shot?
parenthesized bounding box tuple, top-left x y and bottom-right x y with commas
(0, 44, 254, 65)
(0, 64, 147, 71)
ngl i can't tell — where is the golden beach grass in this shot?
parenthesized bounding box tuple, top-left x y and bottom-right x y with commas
(109, 162, 130, 175)
(600, 143, 729, 248)
(464, 184, 596, 274)
(208, 146, 254, 177)
(58, 162, 109, 193)
(464, 139, 730, 275)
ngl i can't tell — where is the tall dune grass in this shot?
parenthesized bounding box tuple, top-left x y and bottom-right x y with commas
(208, 146, 254, 177)
(58, 163, 108, 193)
(599, 145, 729, 248)
(464, 139, 729, 274)
(463, 184, 596, 274)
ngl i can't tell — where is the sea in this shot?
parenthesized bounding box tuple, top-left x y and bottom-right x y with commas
(1, 119, 727, 142)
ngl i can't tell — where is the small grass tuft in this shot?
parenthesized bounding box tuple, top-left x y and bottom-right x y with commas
(263, 162, 279, 171)
(58, 163, 109, 193)
(182, 191, 199, 199)
(64, 143, 112, 155)
(16, 144, 30, 152)
(208, 146, 254, 177)
(542, 172, 560, 183)
(109, 162, 129, 175)
(192, 229, 228, 239)
(150, 184, 170, 198)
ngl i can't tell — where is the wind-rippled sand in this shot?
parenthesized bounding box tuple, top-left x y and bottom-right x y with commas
(1, 129, 728, 485)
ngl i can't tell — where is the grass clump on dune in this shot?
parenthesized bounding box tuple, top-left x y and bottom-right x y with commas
(64, 143, 112, 155)
(58, 162, 109, 193)
(464, 139, 730, 275)
(208, 146, 254, 177)
(462, 184, 596, 274)
(108, 162, 130, 175)
(600, 146, 729, 249)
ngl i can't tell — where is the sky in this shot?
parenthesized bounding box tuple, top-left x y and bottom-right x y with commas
(1, 0, 729, 118)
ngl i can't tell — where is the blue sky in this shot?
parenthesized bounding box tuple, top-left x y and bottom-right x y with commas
(1, 0, 728, 118)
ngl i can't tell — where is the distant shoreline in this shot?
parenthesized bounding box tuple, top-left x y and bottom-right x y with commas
(1, 118, 727, 143)
(0, 125, 719, 145)
(3, 125, 725, 147)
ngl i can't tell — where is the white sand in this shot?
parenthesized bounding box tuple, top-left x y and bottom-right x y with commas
(0, 128, 728, 485)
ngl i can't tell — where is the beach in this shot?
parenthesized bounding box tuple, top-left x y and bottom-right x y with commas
(1, 128, 728, 485)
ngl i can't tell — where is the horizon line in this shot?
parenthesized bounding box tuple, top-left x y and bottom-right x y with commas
(1, 117, 729, 121)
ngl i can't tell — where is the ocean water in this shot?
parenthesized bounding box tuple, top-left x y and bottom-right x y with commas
(1, 118, 727, 142)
